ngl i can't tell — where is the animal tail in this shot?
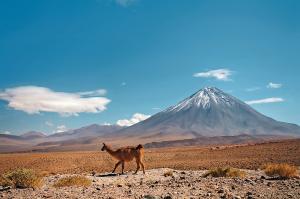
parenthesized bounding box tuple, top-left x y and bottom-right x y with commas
(136, 144, 144, 150)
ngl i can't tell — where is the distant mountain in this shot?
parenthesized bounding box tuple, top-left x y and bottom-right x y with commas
(20, 131, 46, 139)
(114, 87, 300, 143)
(144, 134, 292, 148)
(0, 124, 124, 152)
(1, 87, 300, 152)
(49, 124, 123, 139)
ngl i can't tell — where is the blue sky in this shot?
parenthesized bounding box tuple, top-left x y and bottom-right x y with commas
(0, 0, 299, 135)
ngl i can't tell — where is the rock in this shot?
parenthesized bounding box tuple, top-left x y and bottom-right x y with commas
(42, 194, 52, 198)
(246, 192, 253, 195)
(233, 196, 241, 199)
(144, 195, 156, 199)
(96, 187, 101, 190)
(117, 184, 122, 187)
(218, 189, 225, 193)
(0, 186, 11, 191)
(260, 176, 266, 179)
(163, 196, 172, 199)
(246, 192, 254, 199)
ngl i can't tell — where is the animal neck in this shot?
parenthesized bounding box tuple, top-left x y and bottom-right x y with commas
(105, 146, 117, 157)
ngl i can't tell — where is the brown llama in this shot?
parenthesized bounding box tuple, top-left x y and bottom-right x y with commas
(101, 143, 145, 174)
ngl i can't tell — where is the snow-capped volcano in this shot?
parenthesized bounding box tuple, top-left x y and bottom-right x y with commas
(164, 87, 236, 112)
(115, 87, 300, 142)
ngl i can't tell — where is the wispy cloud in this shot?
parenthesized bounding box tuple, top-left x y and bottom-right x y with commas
(193, 68, 233, 81)
(77, 89, 107, 97)
(115, 0, 136, 7)
(54, 125, 68, 133)
(0, 86, 110, 116)
(121, 82, 127, 86)
(267, 82, 282, 89)
(0, 131, 11, 135)
(246, 87, 261, 92)
(116, 113, 151, 126)
(245, 97, 284, 105)
(45, 121, 53, 127)
(102, 122, 112, 126)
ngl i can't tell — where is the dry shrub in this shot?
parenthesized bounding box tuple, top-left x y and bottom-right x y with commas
(203, 167, 246, 178)
(53, 176, 91, 188)
(263, 163, 298, 179)
(1, 169, 43, 189)
(163, 170, 173, 177)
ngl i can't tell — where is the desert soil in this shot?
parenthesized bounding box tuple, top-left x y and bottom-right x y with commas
(1, 168, 300, 199)
(0, 139, 299, 175)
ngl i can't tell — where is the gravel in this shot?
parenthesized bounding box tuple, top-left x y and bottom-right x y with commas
(1, 168, 299, 199)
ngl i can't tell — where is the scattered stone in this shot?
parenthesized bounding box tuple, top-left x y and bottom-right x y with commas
(144, 195, 156, 199)
(1, 169, 299, 199)
(218, 189, 225, 193)
(233, 196, 241, 199)
(0, 186, 11, 192)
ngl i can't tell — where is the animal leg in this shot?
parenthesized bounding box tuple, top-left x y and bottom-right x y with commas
(140, 161, 145, 174)
(121, 161, 125, 174)
(112, 161, 121, 173)
(134, 159, 140, 174)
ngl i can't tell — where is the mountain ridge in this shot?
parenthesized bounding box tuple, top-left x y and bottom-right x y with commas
(113, 87, 300, 140)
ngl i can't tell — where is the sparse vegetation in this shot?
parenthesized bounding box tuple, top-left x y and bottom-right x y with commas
(163, 170, 173, 177)
(53, 176, 91, 188)
(203, 167, 246, 178)
(262, 163, 298, 179)
(0, 168, 43, 189)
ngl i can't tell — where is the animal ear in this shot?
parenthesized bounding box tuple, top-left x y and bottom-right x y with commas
(102, 143, 106, 146)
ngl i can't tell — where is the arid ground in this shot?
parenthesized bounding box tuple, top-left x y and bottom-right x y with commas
(1, 139, 299, 175)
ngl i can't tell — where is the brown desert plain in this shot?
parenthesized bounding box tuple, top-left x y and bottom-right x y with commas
(0, 139, 300, 198)
(1, 139, 299, 175)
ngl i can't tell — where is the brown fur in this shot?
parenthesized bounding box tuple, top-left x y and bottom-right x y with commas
(101, 143, 145, 174)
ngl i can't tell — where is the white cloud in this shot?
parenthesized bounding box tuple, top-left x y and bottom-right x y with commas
(121, 82, 127, 86)
(116, 113, 151, 126)
(0, 131, 11, 135)
(115, 0, 136, 7)
(246, 87, 261, 92)
(193, 68, 233, 81)
(0, 86, 111, 116)
(152, 107, 161, 110)
(245, 97, 284, 105)
(267, 82, 282, 89)
(102, 122, 112, 126)
(45, 121, 53, 127)
(54, 125, 68, 133)
(77, 89, 107, 97)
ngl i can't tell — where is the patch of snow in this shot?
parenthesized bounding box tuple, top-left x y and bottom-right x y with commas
(164, 87, 235, 113)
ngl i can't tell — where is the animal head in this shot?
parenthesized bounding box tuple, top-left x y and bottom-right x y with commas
(136, 144, 144, 150)
(101, 143, 107, 151)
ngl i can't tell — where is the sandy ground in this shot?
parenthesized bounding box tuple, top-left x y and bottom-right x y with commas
(0, 139, 299, 175)
(1, 168, 300, 199)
